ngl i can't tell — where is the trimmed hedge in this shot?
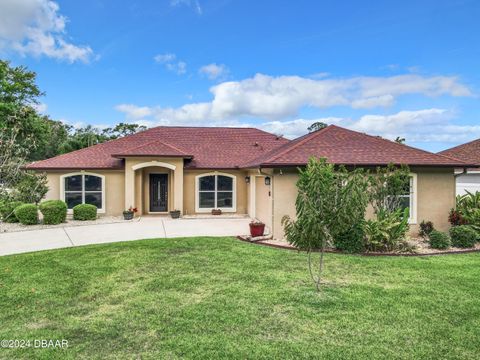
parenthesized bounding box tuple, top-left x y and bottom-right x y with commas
(0, 201, 24, 223)
(39, 200, 67, 225)
(449, 225, 479, 248)
(429, 230, 451, 250)
(73, 204, 97, 221)
(14, 204, 38, 225)
(334, 224, 365, 253)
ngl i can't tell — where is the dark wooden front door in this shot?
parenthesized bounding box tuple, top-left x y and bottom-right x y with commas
(150, 174, 168, 212)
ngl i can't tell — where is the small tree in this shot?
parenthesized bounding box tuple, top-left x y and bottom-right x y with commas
(282, 158, 369, 291)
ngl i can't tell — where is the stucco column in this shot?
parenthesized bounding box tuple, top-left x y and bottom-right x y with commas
(125, 159, 135, 209)
(173, 165, 183, 213)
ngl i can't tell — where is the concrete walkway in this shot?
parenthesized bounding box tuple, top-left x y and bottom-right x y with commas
(0, 217, 251, 257)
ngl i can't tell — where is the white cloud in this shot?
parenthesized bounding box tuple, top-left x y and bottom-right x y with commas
(259, 118, 344, 138)
(154, 53, 176, 63)
(199, 63, 229, 80)
(114, 104, 153, 120)
(0, 0, 93, 63)
(120, 72, 470, 122)
(115, 101, 480, 144)
(257, 109, 480, 144)
(115, 72, 473, 142)
(154, 53, 187, 75)
(170, 0, 202, 15)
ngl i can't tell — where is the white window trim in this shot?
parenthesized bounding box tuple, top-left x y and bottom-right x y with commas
(195, 172, 236, 213)
(407, 173, 417, 224)
(60, 172, 106, 214)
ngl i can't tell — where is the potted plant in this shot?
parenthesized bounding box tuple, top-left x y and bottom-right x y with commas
(123, 206, 137, 220)
(169, 209, 181, 219)
(249, 219, 265, 237)
(211, 209, 222, 215)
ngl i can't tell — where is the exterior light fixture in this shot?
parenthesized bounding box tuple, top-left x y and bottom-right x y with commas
(264, 176, 271, 185)
(245, 176, 250, 184)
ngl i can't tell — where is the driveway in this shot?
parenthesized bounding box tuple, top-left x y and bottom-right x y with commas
(0, 217, 251, 256)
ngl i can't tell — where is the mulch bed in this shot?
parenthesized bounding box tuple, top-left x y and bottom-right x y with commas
(236, 235, 480, 256)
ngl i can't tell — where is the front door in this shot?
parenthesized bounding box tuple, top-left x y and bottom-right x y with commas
(150, 174, 168, 212)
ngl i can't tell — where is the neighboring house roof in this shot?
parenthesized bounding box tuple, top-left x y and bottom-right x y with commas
(26, 126, 289, 170)
(438, 138, 480, 166)
(248, 125, 469, 167)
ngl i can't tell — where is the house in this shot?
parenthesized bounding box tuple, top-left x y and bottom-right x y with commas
(439, 139, 480, 195)
(27, 125, 469, 239)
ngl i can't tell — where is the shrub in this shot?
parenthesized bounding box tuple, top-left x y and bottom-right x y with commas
(429, 230, 451, 250)
(0, 200, 24, 223)
(364, 208, 410, 252)
(448, 208, 467, 226)
(39, 200, 67, 225)
(334, 224, 365, 253)
(418, 220, 434, 239)
(73, 204, 97, 221)
(454, 191, 480, 227)
(449, 225, 479, 248)
(14, 204, 38, 225)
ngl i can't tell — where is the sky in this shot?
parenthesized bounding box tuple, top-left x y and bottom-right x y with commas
(0, 0, 479, 152)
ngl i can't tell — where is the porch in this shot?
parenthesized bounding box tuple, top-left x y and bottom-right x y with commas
(124, 158, 184, 216)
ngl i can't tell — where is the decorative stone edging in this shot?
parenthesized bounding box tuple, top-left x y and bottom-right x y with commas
(236, 236, 480, 257)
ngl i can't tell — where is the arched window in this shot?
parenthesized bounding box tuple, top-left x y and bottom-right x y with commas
(61, 173, 105, 212)
(195, 173, 236, 212)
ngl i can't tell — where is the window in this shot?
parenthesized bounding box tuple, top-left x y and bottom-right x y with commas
(196, 173, 236, 211)
(388, 174, 417, 224)
(62, 173, 104, 211)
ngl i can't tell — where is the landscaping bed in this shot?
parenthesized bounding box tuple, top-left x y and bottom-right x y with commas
(0, 216, 136, 233)
(242, 236, 480, 255)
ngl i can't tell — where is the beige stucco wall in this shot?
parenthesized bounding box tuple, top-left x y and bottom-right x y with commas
(183, 169, 248, 215)
(271, 171, 299, 240)
(270, 167, 456, 239)
(414, 167, 456, 233)
(124, 157, 184, 213)
(45, 170, 125, 216)
(254, 176, 272, 232)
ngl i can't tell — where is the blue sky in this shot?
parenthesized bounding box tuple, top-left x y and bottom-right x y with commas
(1, 0, 479, 152)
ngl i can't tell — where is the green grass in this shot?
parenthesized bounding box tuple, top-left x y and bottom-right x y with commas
(0, 237, 479, 359)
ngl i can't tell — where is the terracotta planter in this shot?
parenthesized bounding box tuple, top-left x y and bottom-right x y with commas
(211, 209, 222, 215)
(249, 223, 265, 237)
(170, 210, 181, 219)
(123, 211, 134, 220)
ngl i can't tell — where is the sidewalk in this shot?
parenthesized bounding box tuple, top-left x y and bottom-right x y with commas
(0, 217, 251, 256)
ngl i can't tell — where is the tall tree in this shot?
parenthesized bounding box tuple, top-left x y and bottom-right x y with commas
(308, 122, 328, 133)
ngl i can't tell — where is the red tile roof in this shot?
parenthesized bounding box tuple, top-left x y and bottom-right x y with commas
(248, 125, 469, 167)
(26, 126, 289, 170)
(438, 138, 480, 166)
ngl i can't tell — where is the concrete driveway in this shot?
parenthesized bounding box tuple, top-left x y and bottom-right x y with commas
(0, 217, 251, 257)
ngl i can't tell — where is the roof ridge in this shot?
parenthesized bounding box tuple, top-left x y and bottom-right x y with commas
(262, 125, 334, 164)
(119, 138, 188, 155)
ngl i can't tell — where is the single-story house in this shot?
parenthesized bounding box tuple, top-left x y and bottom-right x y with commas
(438, 139, 480, 196)
(27, 125, 470, 239)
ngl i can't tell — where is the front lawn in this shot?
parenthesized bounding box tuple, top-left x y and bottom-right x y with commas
(0, 237, 479, 359)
